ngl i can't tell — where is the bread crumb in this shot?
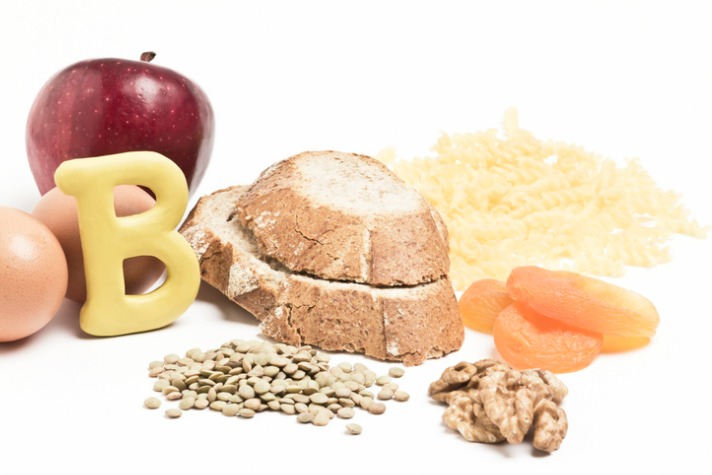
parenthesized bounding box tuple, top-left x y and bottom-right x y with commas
(181, 226, 210, 260)
(254, 210, 280, 228)
(228, 262, 259, 297)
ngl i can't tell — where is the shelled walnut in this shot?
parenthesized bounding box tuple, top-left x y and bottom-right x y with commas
(428, 359, 569, 453)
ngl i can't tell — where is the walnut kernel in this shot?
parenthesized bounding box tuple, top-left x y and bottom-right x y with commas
(428, 359, 569, 453)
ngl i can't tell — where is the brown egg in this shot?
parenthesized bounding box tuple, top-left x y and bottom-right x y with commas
(0, 206, 68, 342)
(31, 185, 165, 303)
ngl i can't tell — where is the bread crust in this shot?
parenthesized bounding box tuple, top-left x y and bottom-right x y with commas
(236, 151, 450, 286)
(180, 185, 463, 366)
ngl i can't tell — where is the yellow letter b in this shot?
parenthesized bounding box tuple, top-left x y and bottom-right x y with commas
(55, 151, 200, 336)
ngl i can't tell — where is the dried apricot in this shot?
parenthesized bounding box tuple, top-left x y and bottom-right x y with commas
(459, 279, 512, 333)
(492, 303, 603, 373)
(506, 266, 659, 338)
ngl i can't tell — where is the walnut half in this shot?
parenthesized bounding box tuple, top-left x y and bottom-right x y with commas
(428, 359, 569, 453)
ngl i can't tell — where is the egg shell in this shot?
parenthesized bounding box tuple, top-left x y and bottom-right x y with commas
(31, 185, 165, 303)
(0, 206, 68, 342)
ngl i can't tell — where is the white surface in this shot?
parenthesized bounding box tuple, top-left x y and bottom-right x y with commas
(1, 1, 711, 473)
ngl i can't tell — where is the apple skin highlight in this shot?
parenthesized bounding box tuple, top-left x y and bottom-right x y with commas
(26, 53, 214, 196)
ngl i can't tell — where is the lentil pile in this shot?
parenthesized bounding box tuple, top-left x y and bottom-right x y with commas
(145, 339, 409, 432)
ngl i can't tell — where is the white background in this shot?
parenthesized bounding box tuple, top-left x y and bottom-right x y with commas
(1, 1, 711, 473)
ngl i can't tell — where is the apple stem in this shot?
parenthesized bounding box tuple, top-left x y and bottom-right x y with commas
(140, 51, 156, 63)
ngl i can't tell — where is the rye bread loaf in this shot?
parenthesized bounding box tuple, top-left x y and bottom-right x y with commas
(236, 151, 451, 286)
(180, 185, 464, 366)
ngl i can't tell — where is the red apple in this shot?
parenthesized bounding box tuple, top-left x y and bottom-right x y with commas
(26, 52, 214, 196)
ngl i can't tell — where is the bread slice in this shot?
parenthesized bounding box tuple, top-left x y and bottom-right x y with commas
(236, 151, 451, 286)
(180, 185, 464, 366)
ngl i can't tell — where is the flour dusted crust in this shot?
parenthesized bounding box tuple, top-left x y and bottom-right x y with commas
(180, 184, 464, 366)
(236, 151, 451, 286)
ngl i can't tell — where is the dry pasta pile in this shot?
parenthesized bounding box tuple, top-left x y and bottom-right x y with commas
(380, 110, 708, 291)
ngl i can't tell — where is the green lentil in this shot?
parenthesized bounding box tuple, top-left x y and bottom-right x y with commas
(163, 354, 180, 364)
(394, 390, 410, 402)
(346, 423, 362, 435)
(296, 412, 314, 423)
(309, 393, 329, 405)
(334, 387, 352, 399)
(144, 397, 161, 409)
(210, 401, 226, 411)
(253, 380, 271, 395)
(153, 379, 169, 392)
(238, 385, 255, 400)
(165, 392, 183, 401)
(312, 411, 330, 427)
(368, 402, 386, 415)
(244, 398, 262, 411)
(179, 397, 195, 411)
(337, 407, 355, 419)
(222, 404, 241, 417)
(193, 398, 209, 410)
(388, 367, 405, 378)
(377, 389, 394, 400)
(165, 408, 182, 418)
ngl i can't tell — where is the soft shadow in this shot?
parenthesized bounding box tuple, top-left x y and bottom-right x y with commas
(431, 417, 515, 457)
(0, 298, 82, 352)
(1, 283, 260, 350)
(524, 431, 559, 457)
(62, 282, 259, 340)
(0, 331, 36, 354)
(47, 298, 84, 337)
(195, 282, 259, 326)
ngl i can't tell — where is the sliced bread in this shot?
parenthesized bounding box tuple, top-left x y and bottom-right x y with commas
(236, 151, 451, 286)
(180, 185, 464, 366)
